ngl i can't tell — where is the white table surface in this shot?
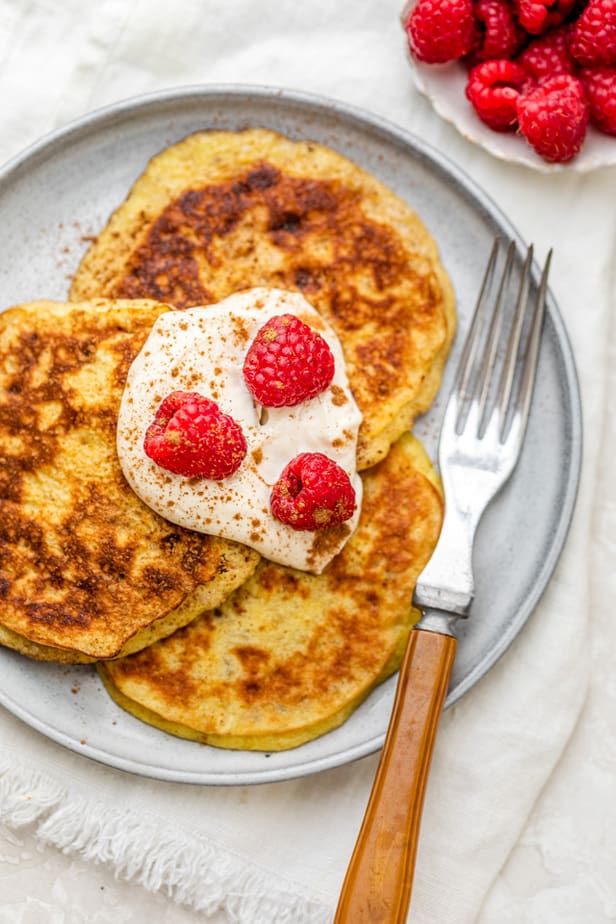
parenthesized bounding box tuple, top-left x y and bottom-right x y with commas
(1, 1, 616, 922)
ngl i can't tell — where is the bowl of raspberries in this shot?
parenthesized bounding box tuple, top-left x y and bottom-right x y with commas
(401, 0, 616, 169)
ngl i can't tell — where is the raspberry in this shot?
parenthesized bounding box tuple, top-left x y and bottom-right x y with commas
(516, 25, 577, 81)
(579, 65, 616, 132)
(243, 314, 335, 408)
(514, 0, 577, 34)
(517, 74, 590, 162)
(514, 0, 554, 33)
(404, 0, 477, 63)
(474, 0, 526, 60)
(270, 453, 356, 531)
(144, 391, 247, 479)
(569, 0, 616, 66)
(545, 0, 577, 28)
(466, 60, 530, 131)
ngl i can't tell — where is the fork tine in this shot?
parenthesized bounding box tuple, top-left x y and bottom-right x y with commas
(516, 247, 552, 435)
(495, 244, 534, 433)
(453, 238, 499, 431)
(454, 240, 551, 443)
(492, 246, 551, 445)
(474, 240, 516, 426)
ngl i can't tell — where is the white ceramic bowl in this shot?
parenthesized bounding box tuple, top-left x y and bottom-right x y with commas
(401, 2, 616, 173)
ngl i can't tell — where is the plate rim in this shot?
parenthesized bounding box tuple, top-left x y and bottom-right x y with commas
(0, 83, 583, 784)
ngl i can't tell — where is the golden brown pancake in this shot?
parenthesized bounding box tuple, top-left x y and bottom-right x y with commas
(0, 299, 259, 663)
(98, 433, 443, 751)
(70, 128, 456, 470)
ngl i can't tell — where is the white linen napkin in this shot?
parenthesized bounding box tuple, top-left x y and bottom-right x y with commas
(1, 1, 615, 921)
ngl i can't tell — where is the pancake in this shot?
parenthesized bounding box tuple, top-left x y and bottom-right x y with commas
(98, 432, 443, 751)
(0, 299, 259, 663)
(70, 128, 456, 470)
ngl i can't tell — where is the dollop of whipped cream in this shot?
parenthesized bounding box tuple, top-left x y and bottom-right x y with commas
(116, 288, 363, 574)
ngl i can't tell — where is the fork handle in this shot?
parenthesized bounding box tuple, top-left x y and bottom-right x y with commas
(333, 627, 457, 924)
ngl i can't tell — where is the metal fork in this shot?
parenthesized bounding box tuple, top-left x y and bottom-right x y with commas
(334, 239, 552, 924)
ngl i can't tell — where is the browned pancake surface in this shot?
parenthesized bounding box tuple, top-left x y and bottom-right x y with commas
(0, 299, 258, 661)
(70, 129, 456, 469)
(99, 433, 443, 750)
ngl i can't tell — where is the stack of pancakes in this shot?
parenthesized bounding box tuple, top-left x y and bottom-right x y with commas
(0, 128, 455, 749)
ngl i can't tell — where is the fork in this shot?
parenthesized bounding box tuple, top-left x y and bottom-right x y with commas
(333, 239, 552, 924)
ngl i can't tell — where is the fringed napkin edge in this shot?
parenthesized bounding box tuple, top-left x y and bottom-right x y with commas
(0, 759, 331, 923)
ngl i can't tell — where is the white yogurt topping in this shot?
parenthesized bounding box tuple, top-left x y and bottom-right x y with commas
(116, 288, 363, 573)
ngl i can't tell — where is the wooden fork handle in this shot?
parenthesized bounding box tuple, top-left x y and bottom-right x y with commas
(334, 627, 457, 924)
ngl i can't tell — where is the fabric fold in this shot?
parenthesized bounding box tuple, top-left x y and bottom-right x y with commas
(0, 756, 331, 922)
(0, 0, 612, 920)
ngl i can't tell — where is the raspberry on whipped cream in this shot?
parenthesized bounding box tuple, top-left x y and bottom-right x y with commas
(143, 390, 248, 478)
(116, 288, 363, 574)
(243, 313, 336, 407)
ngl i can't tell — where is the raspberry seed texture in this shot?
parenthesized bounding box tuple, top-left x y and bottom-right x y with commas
(404, 0, 616, 163)
(580, 65, 616, 133)
(466, 60, 529, 131)
(515, 25, 576, 80)
(404, 0, 477, 63)
(243, 314, 335, 408)
(474, 0, 526, 60)
(570, 0, 616, 66)
(517, 74, 590, 162)
(144, 390, 247, 479)
(270, 453, 357, 531)
(514, 0, 577, 34)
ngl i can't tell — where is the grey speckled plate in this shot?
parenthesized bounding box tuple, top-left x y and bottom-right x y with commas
(0, 85, 582, 785)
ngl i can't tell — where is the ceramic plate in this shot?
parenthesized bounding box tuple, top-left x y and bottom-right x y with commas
(0, 86, 582, 784)
(406, 57, 616, 173)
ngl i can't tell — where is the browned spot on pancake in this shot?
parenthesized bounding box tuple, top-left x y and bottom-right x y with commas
(117, 643, 200, 704)
(25, 602, 93, 628)
(255, 563, 302, 596)
(108, 162, 446, 430)
(234, 645, 270, 671)
(100, 434, 444, 746)
(113, 164, 416, 327)
(0, 301, 259, 659)
(234, 645, 271, 701)
(230, 605, 385, 709)
(70, 131, 455, 473)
